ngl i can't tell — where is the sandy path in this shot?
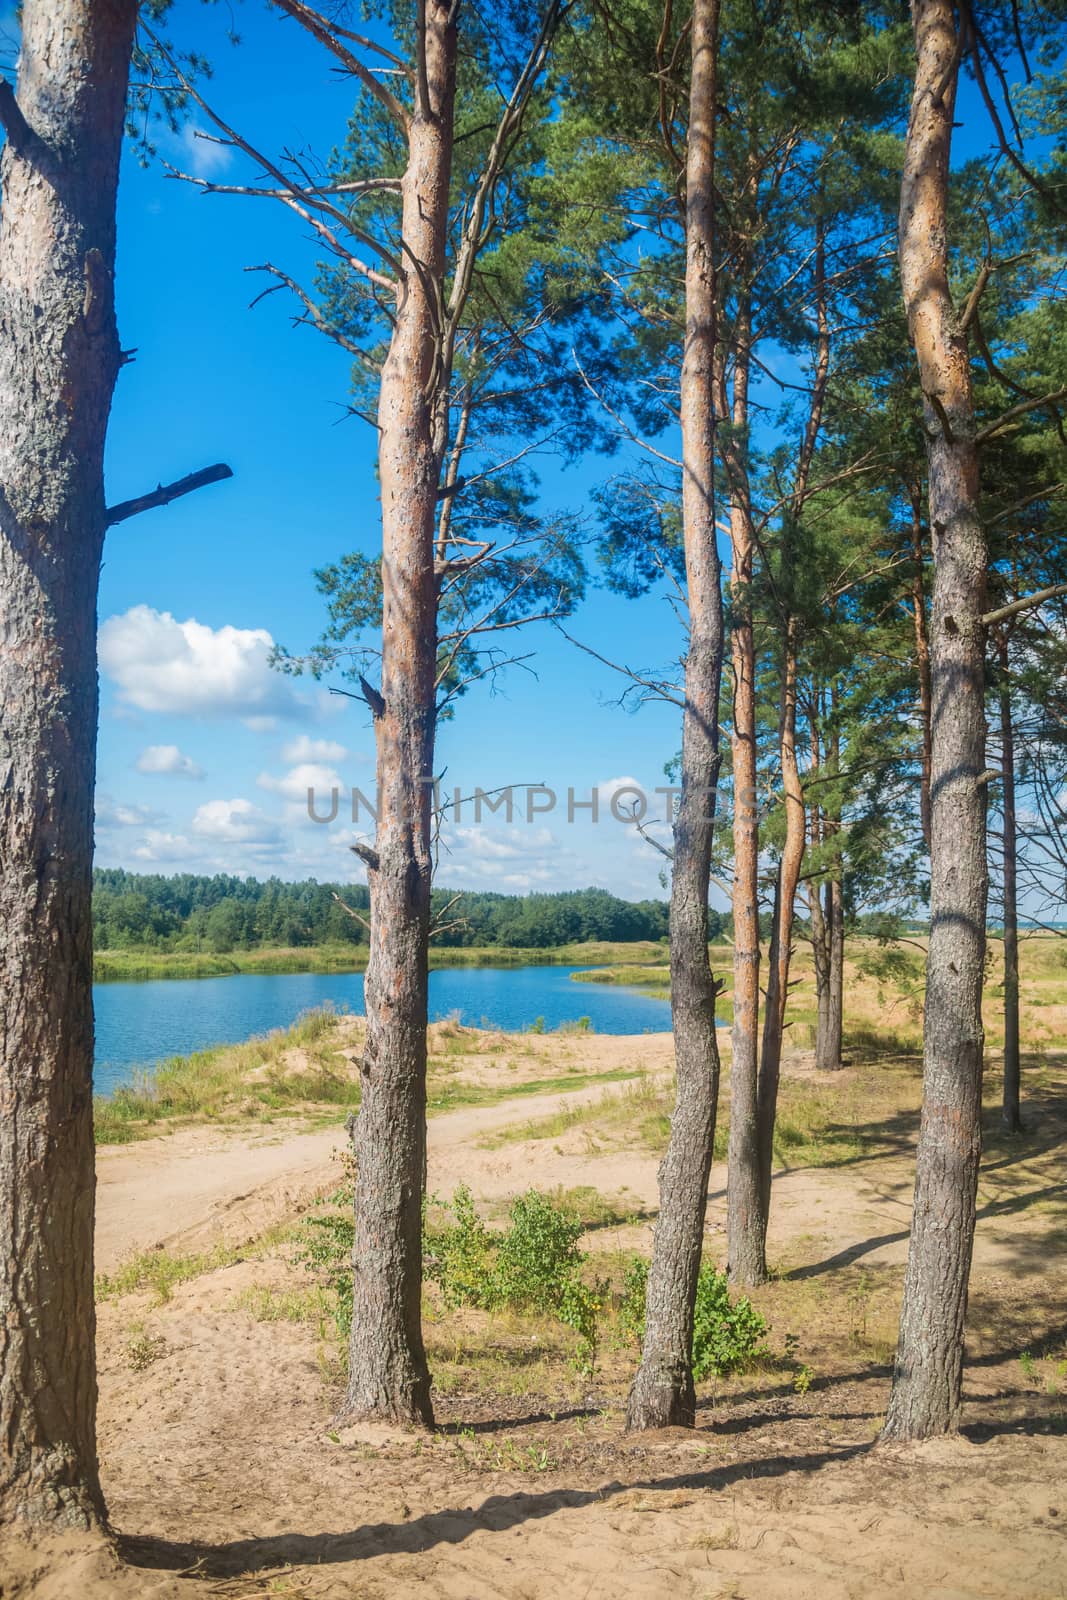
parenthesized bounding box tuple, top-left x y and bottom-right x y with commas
(94, 1072, 651, 1270)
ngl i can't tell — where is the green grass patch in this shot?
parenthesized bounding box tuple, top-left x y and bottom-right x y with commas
(479, 1075, 676, 1153)
(428, 1066, 644, 1115)
(94, 940, 672, 984)
(94, 1006, 356, 1143)
(96, 1241, 243, 1304)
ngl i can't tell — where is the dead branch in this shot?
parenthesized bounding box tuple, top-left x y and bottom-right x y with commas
(331, 890, 371, 933)
(105, 463, 233, 526)
(982, 582, 1067, 628)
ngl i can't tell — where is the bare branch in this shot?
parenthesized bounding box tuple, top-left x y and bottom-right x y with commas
(554, 623, 686, 711)
(975, 387, 1067, 444)
(331, 890, 371, 934)
(106, 463, 233, 526)
(268, 0, 410, 129)
(982, 583, 1067, 628)
(245, 263, 383, 370)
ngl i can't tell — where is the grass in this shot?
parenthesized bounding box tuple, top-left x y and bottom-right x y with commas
(479, 1075, 675, 1153)
(428, 1066, 645, 1114)
(96, 1241, 244, 1304)
(94, 939, 671, 983)
(479, 1061, 919, 1172)
(94, 1006, 357, 1144)
(94, 1003, 647, 1144)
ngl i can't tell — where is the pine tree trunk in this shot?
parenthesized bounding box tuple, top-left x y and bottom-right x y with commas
(816, 719, 844, 1072)
(627, 0, 724, 1432)
(821, 876, 845, 1069)
(0, 0, 137, 1528)
(882, 0, 987, 1442)
(720, 316, 766, 1289)
(910, 489, 933, 852)
(755, 622, 805, 1236)
(811, 875, 832, 1055)
(343, 4, 456, 1430)
(998, 638, 1021, 1134)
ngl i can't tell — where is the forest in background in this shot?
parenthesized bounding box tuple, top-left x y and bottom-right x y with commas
(92, 869, 678, 951)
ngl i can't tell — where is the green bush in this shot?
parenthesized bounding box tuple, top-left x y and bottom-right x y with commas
(295, 1208, 354, 1340)
(298, 1184, 605, 1374)
(619, 1256, 769, 1381)
(426, 1186, 604, 1373)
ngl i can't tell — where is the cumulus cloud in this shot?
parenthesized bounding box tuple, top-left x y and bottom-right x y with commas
(132, 830, 199, 863)
(257, 761, 343, 806)
(192, 797, 284, 848)
(99, 606, 304, 720)
(281, 735, 349, 765)
(440, 822, 574, 891)
(136, 743, 204, 779)
(95, 797, 165, 830)
(596, 774, 648, 811)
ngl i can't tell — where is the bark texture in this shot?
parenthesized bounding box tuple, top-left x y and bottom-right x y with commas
(0, 0, 137, 1528)
(627, 0, 724, 1431)
(882, 0, 988, 1442)
(910, 487, 934, 851)
(811, 715, 844, 1072)
(343, 5, 457, 1429)
(755, 621, 805, 1224)
(720, 312, 766, 1289)
(997, 637, 1021, 1134)
(728, 224, 826, 1283)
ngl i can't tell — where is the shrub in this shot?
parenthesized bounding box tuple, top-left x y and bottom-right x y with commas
(295, 1208, 354, 1340)
(299, 1183, 605, 1374)
(426, 1186, 604, 1373)
(619, 1256, 769, 1381)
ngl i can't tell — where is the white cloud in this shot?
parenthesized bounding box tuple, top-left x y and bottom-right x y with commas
(136, 743, 204, 779)
(99, 606, 304, 720)
(192, 797, 284, 848)
(258, 761, 343, 805)
(95, 797, 165, 830)
(132, 830, 199, 863)
(440, 822, 574, 891)
(178, 122, 234, 180)
(281, 735, 349, 765)
(597, 775, 646, 809)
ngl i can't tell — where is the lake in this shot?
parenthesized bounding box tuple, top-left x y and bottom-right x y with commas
(92, 965, 671, 1096)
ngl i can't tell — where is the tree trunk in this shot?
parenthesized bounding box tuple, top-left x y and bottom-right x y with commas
(755, 619, 806, 1235)
(720, 311, 766, 1289)
(882, 0, 988, 1443)
(343, 4, 456, 1430)
(627, 0, 724, 1432)
(731, 219, 825, 1282)
(910, 486, 933, 851)
(810, 826, 832, 1055)
(816, 717, 844, 1072)
(997, 636, 1021, 1134)
(0, 0, 137, 1528)
(821, 875, 845, 1070)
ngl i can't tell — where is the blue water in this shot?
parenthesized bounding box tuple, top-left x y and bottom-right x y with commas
(92, 965, 671, 1096)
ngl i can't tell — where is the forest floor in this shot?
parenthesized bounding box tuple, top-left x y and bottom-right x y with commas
(4, 1012, 1067, 1600)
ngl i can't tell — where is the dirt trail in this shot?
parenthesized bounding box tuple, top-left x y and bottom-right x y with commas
(95, 1070, 655, 1270)
(6, 1041, 1062, 1600)
(97, 1042, 1047, 1285)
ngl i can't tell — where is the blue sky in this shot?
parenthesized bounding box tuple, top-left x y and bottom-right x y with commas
(18, 3, 1029, 908)
(95, 2, 691, 900)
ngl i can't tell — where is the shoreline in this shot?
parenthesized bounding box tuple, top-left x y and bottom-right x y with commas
(92, 940, 672, 983)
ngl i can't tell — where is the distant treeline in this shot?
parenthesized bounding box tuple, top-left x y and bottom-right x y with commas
(91, 869, 706, 953)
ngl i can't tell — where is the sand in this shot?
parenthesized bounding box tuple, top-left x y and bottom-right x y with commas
(3, 1031, 1065, 1599)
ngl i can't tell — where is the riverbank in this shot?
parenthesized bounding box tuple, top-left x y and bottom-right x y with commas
(10, 1026, 1064, 1600)
(93, 938, 669, 983)
(93, 1011, 662, 1145)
